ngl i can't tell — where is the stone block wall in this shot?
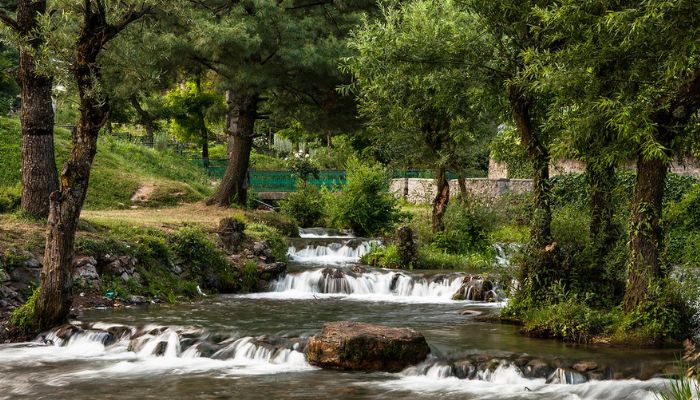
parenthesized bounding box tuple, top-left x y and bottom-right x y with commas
(390, 178, 533, 204)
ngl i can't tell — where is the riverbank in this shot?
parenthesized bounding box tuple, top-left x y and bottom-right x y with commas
(0, 204, 295, 342)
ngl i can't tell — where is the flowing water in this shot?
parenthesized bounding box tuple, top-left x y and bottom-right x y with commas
(0, 229, 689, 399)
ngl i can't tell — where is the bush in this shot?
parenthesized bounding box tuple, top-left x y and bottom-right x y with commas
(10, 288, 39, 330)
(280, 186, 325, 227)
(432, 201, 494, 255)
(169, 226, 230, 288)
(246, 223, 288, 262)
(521, 294, 614, 343)
(362, 244, 403, 269)
(325, 157, 404, 236)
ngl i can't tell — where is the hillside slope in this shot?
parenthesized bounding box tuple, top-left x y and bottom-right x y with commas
(0, 117, 212, 210)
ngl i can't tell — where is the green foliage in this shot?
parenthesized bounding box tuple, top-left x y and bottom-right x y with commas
(655, 361, 700, 400)
(170, 227, 229, 283)
(280, 186, 325, 228)
(361, 244, 403, 270)
(0, 117, 212, 210)
(617, 280, 691, 343)
(245, 223, 288, 262)
(0, 45, 18, 114)
(240, 260, 258, 293)
(287, 154, 320, 185)
(163, 80, 223, 146)
(10, 288, 39, 330)
(432, 201, 494, 255)
(325, 158, 404, 236)
(419, 247, 494, 271)
(490, 127, 532, 179)
(245, 210, 298, 237)
(520, 290, 615, 343)
(0, 184, 20, 213)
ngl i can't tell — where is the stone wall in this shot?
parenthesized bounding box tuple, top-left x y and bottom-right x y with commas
(390, 178, 533, 204)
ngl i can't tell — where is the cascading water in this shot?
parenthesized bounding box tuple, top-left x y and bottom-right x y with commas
(0, 228, 682, 399)
(287, 240, 378, 264)
(266, 268, 467, 302)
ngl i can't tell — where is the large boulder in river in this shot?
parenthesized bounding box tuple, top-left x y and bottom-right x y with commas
(305, 321, 430, 372)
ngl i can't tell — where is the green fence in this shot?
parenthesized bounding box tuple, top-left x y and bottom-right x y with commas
(191, 158, 460, 192)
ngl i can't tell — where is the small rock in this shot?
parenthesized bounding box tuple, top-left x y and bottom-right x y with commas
(23, 257, 41, 269)
(128, 295, 148, 304)
(573, 361, 598, 372)
(253, 242, 266, 256)
(121, 272, 130, 282)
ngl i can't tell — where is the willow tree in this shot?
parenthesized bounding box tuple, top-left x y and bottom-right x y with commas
(538, 0, 700, 313)
(1, 0, 58, 216)
(32, 0, 167, 330)
(182, 0, 375, 207)
(345, 0, 495, 232)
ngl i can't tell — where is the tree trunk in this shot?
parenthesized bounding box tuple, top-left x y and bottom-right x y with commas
(509, 85, 557, 301)
(587, 161, 617, 252)
(16, 0, 58, 217)
(432, 165, 449, 233)
(199, 112, 209, 168)
(34, 3, 147, 330)
(130, 96, 155, 146)
(623, 154, 668, 312)
(457, 174, 468, 204)
(325, 130, 333, 149)
(509, 86, 552, 249)
(209, 93, 259, 206)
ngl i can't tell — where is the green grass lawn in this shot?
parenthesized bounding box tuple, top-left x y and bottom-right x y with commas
(0, 117, 212, 210)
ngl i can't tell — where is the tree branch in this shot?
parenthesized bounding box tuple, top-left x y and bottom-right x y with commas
(0, 9, 19, 32)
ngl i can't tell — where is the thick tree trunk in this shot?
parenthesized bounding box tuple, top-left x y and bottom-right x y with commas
(34, 3, 147, 330)
(457, 174, 467, 204)
(16, 0, 58, 217)
(623, 155, 668, 312)
(209, 93, 259, 206)
(586, 161, 617, 251)
(432, 165, 449, 233)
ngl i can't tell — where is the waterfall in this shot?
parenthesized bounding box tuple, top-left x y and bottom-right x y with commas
(269, 268, 467, 302)
(2, 323, 314, 376)
(298, 228, 354, 239)
(287, 241, 377, 264)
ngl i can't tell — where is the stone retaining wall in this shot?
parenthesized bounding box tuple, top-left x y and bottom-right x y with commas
(390, 178, 533, 204)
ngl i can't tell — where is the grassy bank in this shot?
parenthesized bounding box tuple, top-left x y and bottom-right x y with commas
(0, 117, 212, 211)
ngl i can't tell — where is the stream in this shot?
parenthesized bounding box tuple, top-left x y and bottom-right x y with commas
(0, 228, 685, 399)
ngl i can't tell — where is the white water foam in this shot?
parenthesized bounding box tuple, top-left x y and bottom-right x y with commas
(0, 326, 313, 382)
(244, 269, 476, 304)
(287, 241, 377, 264)
(298, 228, 355, 239)
(382, 363, 674, 400)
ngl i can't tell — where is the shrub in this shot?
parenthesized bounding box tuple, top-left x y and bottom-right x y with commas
(521, 295, 614, 343)
(362, 244, 403, 269)
(325, 157, 404, 236)
(432, 201, 495, 255)
(10, 288, 39, 330)
(246, 223, 288, 262)
(169, 226, 230, 288)
(280, 186, 325, 227)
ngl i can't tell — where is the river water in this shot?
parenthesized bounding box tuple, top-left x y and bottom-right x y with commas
(0, 230, 688, 399)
